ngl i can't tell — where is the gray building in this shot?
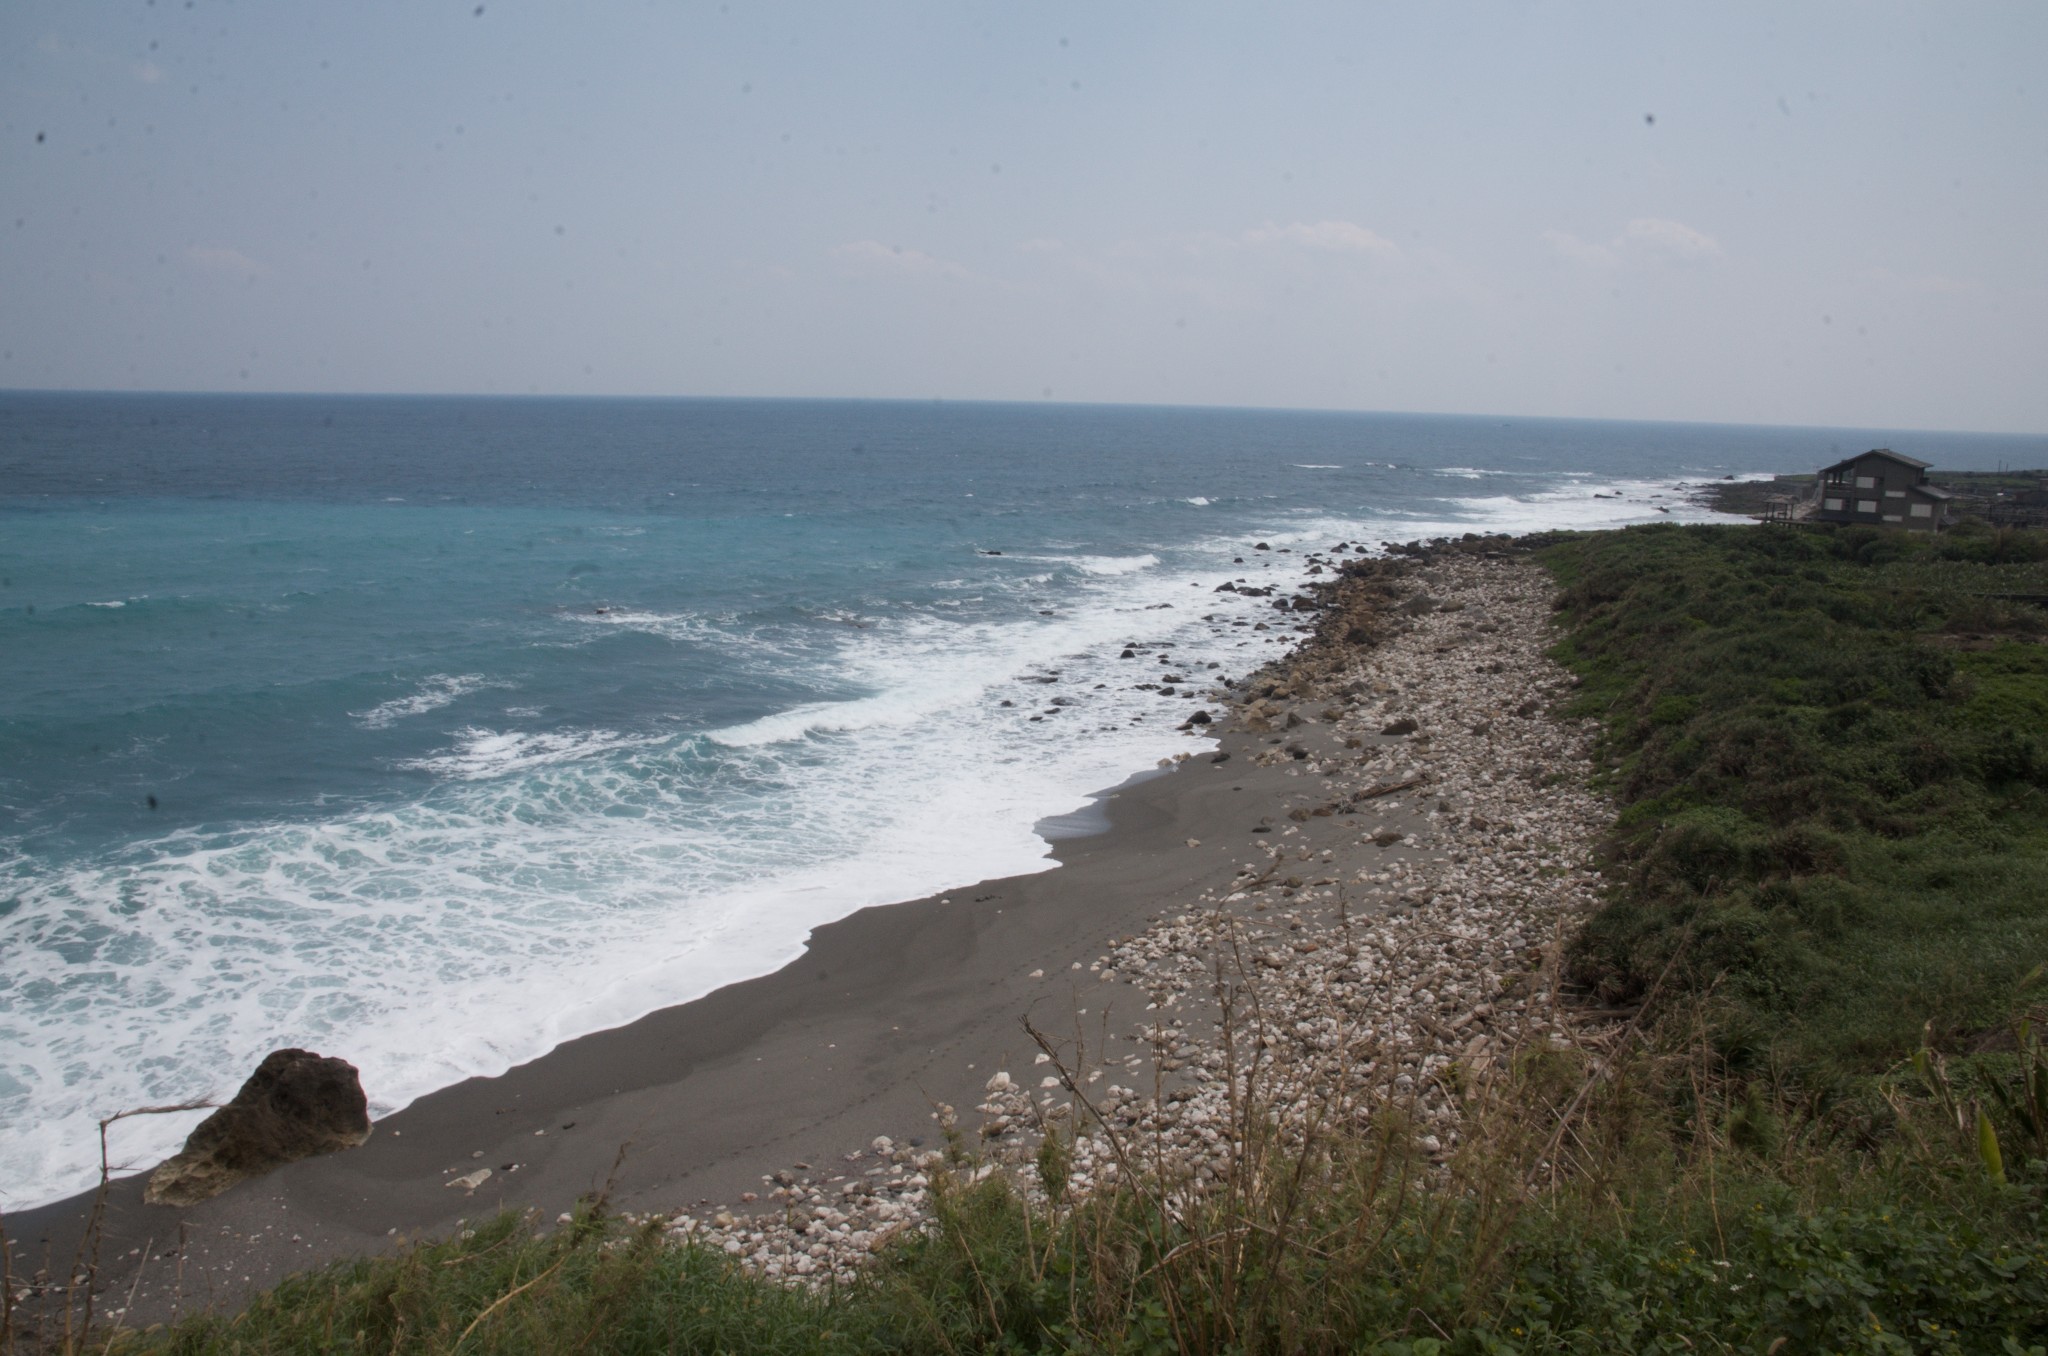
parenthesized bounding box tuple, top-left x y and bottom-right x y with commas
(1811, 449, 1953, 530)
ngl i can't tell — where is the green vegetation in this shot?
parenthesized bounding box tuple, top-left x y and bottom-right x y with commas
(55, 1144, 2048, 1355)
(1539, 523, 2048, 1082)
(22, 522, 2048, 1355)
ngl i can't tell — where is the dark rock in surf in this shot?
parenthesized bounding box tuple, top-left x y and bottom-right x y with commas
(144, 1049, 371, 1207)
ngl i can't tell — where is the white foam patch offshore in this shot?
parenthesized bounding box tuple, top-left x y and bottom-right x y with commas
(397, 727, 666, 780)
(1011, 553, 1161, 577)
(0, 477, 1746, 1210)
(1446, 477, 1742, 535)
(1067, 553, 1160, 576)
(563, 608, 835, 665)
(353, 674, 505, 729)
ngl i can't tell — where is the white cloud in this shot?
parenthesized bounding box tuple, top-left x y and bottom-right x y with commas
(185, 246, 272, 278)
(1620, 217, 1722, 261)
(830, 240, 972, 281)
(1544, 217, 1722, 269)
(1862, 265, 1977, 295)
(1240, 220, 1399, 256)
(1540, 229, 1614, 267)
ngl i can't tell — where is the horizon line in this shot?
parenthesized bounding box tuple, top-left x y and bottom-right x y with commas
(2, 386, 2044, 443)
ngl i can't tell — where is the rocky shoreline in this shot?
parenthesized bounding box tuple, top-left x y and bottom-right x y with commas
(658, 541, 1623, 1284)
(15, 535, 1629, 1333)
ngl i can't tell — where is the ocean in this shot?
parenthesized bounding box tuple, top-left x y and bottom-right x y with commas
(1, 393, 2033, 1210)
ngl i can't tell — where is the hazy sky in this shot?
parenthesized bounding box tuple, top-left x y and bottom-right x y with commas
(4, 2, 2043, 432)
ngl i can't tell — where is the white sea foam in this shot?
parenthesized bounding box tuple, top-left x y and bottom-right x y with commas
(1066, 553, 1161, 576)
(85, 601, 125, 608)
(397, 726, 665, 780)
(353, 674, 505, 729)
(564, 607, 713, 643)
(1290, 464, 1343, 470)
(1185, 497, 1211, 506)
(1011, 552, 1161, 576)
(1444, 476, 1741, 536)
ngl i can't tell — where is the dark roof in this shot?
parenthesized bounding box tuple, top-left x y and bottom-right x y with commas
(1910, 483, 1956, 500)
(1820, 447, 1931, 474)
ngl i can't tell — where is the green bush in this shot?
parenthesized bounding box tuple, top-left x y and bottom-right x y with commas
(1540, 524, 2048, 1081)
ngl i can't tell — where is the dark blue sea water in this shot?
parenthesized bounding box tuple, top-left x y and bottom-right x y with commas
(2, 393, 2036, 1208)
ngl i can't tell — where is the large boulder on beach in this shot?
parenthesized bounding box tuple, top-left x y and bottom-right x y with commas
(144, 1049, 371, 1207)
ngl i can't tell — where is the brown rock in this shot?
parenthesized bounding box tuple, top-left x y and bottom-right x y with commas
(144, 1049, 371, 1206)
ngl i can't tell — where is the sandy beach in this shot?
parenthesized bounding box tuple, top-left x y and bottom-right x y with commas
(9, 537, 1615, 1328)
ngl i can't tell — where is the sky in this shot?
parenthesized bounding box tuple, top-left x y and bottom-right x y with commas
(3, 2, 2044, 433)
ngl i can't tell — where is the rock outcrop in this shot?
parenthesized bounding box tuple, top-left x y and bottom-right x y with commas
(144, 1049, 371, 1207)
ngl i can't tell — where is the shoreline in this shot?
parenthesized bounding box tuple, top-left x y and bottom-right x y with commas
(7, 668, 1330, 1324)
(8, 531, 1604, 1327)
(1, 466, 1745, 1227)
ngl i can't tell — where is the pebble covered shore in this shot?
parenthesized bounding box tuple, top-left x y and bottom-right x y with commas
(649, 543, 1622, 1284)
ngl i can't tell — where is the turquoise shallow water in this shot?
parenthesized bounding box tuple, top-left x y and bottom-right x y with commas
(2, 393, 2035, 1209)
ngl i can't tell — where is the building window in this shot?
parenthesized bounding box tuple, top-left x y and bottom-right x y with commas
(1885, 489, 1905, 497)
(1883, 515, 1902, 523)
(1856, 499, 1878, 513)
(1910, 503, 1932, 517)
(1824, 497, 1845, 511)
(1856, 475, 1876, 489)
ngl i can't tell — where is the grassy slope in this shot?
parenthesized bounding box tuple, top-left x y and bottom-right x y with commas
(1539, 523, 2048, 1082)
(41, 524, 2048, 1356)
